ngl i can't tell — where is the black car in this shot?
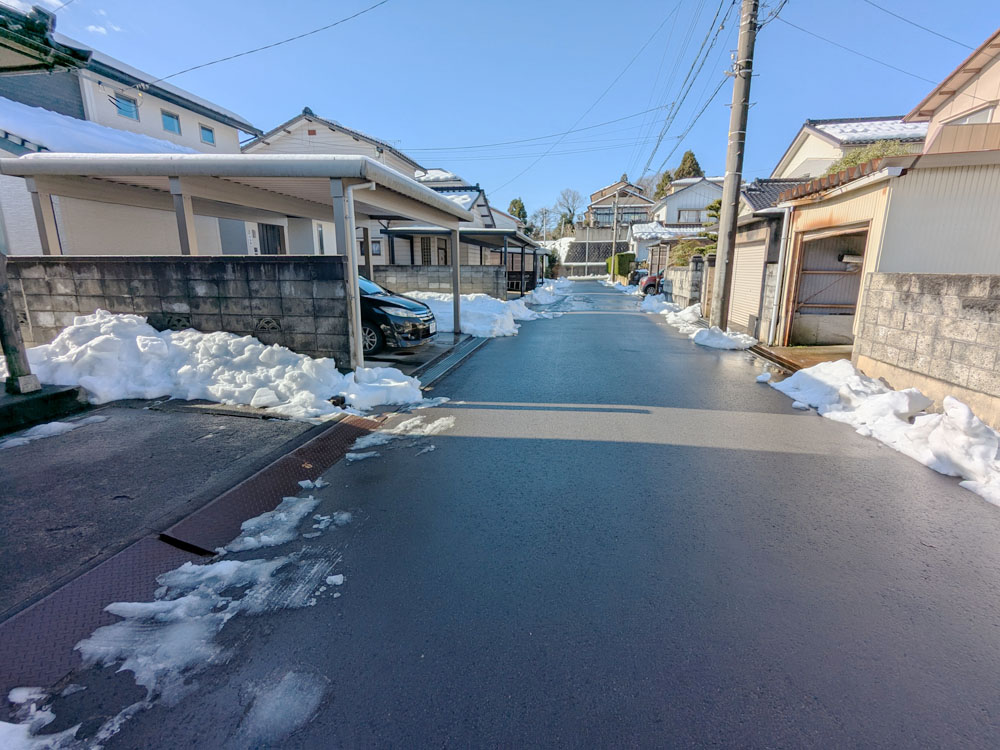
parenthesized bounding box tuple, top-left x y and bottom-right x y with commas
(359, 276, 436, 355)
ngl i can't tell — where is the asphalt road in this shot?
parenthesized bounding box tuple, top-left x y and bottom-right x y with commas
(45, 282, 1000, 747)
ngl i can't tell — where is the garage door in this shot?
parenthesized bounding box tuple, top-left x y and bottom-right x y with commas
(728, 242, 766, 335)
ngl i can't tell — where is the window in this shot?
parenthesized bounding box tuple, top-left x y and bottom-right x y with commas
(949, 105, 995, 126)
(114, 94, 139, 120)
(678, 209, 709, 223)
(437, 238, 448, 266)
(371, 239, 382, 256)
(161, 111, 181, 135)
(199, 125, 216, 145)
(316, 225, 325, 254)
(420, 237, 432, 265)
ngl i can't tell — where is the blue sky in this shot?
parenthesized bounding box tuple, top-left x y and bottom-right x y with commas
(45, 0, 997, 214)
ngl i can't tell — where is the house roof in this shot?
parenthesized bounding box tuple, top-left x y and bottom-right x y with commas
(244, 109, 420, 168)
(589, 178, 647, 203)
(651, 176, 724, 211)
(0, 95, 195, 155)
(51, 32, 260, 135)
(415, 167, 463, 183)
(0, 5, 91, 73)
(906, 27, 1000, 122)
(809, 116, 928, 144)
(740, 178, 806, 212)
(670, 176, 724, 187)
(629, 221, 704, 241)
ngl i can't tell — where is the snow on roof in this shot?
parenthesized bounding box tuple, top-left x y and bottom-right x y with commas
(671, 176, 724, 186)
(0, 96, 196, 154)
(440, 190, 480, 210)
(415, 168, 464, 184)
(629, 222, 704, 241)
(811, 118, 928, 144)
(52, 32, 258, 134)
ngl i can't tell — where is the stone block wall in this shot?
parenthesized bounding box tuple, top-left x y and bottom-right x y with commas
(661, 262, 703, 309)
(7, 256, 351, 366)
(373, 265, 507, 299)
(757, 263, 780, 344)
(854, 272, 1000, 428)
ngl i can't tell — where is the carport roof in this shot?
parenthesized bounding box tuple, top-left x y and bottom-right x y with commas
(0, 153, 476, 225)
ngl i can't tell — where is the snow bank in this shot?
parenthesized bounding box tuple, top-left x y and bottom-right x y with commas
(0, 415, 107, 450)
(771, 359, 1000, 506)
(5, 310, 424, 419)
(522, 277, 573, 306)
(661, 303, 703, 336)
(601, 279, 641, 295)
(691, 326, 756, 350)
(639, 294, 679, 314)
(223, 496, 321, 553)
(405, 290, 564, 337)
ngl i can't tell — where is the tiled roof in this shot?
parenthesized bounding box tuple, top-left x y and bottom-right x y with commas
(809, 116, 927, 144)
(741, 178, 806, 211)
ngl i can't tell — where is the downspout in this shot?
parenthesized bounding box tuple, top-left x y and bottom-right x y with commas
(767, 205, 793, 347)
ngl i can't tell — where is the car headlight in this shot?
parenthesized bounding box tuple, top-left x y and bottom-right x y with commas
(387, 308, 422, 319)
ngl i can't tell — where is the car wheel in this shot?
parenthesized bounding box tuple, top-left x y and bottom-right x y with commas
(362, 322, 385, 355)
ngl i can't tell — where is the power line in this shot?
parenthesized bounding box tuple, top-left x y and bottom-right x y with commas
(775, 16, 937, 84)
(146, 0, 391, 85)
(490, 3, 681, 194)
(860, 0, 974, 50)
(653, 76, 728, 175)
(52, 0, 79, 10)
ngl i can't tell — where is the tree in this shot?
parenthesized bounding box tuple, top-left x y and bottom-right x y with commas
(507, 197, 527, 224)
(700, 198, 721, 252)
(824, 140, 912, 175)
(530, 206, 556, 240)
(672, 150, 704, 180)
(555, 188, 582, 227)
(653, 170, 674, 200)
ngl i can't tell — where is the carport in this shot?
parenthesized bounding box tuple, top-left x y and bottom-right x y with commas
(0, 153, 475, 368)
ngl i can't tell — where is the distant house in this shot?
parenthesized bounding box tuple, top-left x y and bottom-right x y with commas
(583, 178, 653, 227)
(0, 27, 261, 256)
(649, 176, 723, 224)
(627, 221, 704, 274)
(770, 116, 926, 179)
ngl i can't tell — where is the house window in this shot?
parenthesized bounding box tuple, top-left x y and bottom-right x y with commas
(949, 105, 995, 125)
(161, 111, 181, 135)
(199, 125, 216, 145)
(371, 239, 382, 256)
(437, 238, 448, 266)
(316, 224, 325, 254)
(420, 237, 432, 264)
(678, 209, 707, 223)
(114, 94, 139, 120)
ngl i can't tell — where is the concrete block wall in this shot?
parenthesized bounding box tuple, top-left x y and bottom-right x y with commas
(661, 262, 703, 308)
(758, 264, 780, 344)
(854, 272, 1000, 428)
(373, 265, 507, 299)
(7, 256, 351, 366)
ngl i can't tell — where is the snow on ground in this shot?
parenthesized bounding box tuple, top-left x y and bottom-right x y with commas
(568, 274, 609, 281)
(640, 298, 756, 350)
(600, 279, 641, 295)
(222, 496, 321, 553)
(349, 415, 455, 456)
(769, 359, 1000, 506)
(405, 285, 566, 338)
(234, 671, 327, 747)
(0, 415, 107, 451)
(0, 310, 424, 420)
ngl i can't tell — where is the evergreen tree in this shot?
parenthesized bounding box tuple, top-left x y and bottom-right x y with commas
(653, 170, 673, 200)
(507, 197, 527, 223)
(672, 150, 704, 180)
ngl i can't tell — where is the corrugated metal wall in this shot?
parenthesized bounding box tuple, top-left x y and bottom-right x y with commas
(879, 164, 1000, 274)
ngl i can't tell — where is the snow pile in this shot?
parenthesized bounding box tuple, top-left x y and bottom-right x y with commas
(691, 327, 756, 350)
(661, 303, 703, 335)
(405, 291, 563, 337)
(6, 310, 424, 419)
(756, 372, 772, 383)
(771, 359, 1000, 505)
(568, 274, 609, 281)
(222, 496, 321, 553)
(639, 294, 679, 314)
(0, 415, 107, 450)
(601, 279, 641, 295)
(523, 278, 573, 306)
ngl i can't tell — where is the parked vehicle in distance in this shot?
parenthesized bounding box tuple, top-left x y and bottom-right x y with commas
(640, 271, 662, 296)
(359, 276, 436, 355)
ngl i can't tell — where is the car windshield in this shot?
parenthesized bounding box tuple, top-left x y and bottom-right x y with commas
(359, 277, 389, 296)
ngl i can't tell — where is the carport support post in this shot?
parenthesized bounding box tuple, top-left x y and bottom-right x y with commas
(25, 178, 62, 256)
(331, 178, 364, 370)
(520, 244, 526, 297)
(0, 252, 40, 394)
(452, 226, 461, 334)
(168, 177, 200, 256)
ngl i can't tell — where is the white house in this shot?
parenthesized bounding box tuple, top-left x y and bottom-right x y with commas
(649, 176, 723, 224)
(0, 31, 262, 256)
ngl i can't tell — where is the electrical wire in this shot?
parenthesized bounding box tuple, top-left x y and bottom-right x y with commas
(860, 0, 974, 50)
(652, 76, 728, 176)
(489, 4, 681, 194)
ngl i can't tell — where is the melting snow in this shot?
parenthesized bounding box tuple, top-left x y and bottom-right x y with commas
(691, 326, 757, 350)
(0, 415, 108, 450)
(0, 310, 424, 420)
(233, 671, 327, 747)
(222, 496, 321, 553)
(771, 359, 1000, 506)
(325, 574, 345, 586)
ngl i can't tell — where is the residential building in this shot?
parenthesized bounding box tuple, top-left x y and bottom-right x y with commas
(0, 23, 262, 257)
(770, 116, 926, 179)
(583, 177, 653, 227)
(649, 176, 724, 224)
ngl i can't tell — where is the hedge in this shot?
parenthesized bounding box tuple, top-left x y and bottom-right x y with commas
(606, 252, 635, 277)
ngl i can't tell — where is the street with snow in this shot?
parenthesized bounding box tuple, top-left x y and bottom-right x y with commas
(5, 280, 1000, 747)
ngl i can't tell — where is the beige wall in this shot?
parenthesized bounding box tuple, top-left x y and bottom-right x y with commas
(772, 132, 844, 178)
(78, 73, 243, 153)
(925, 56, 1000, 146)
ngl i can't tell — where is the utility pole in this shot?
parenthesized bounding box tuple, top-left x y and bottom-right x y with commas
(609, 192, 620, 281)
(709, 0, 759, 329)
